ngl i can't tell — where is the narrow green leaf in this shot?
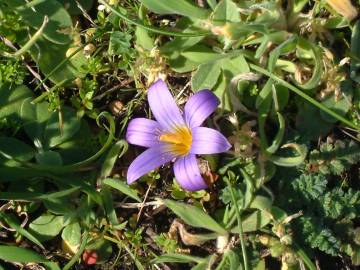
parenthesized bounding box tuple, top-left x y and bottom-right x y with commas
(139, 0, 210, 19)
(0, 246, 48, 263)
(103, 178, 141, 202)
(163, 199, 227, 235)
(0, 212, 44, 249)
(152, 253, 205, 264)
(266, 112, 285, 154)
(268, 143, 308, 167)
(101, 186, 119, 226)
(295, 38, 322, 90)
(100, 140, 128, 179)
(0, 187, 80, 201)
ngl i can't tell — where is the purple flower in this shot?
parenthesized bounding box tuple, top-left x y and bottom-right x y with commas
(126, 79, 231, 191)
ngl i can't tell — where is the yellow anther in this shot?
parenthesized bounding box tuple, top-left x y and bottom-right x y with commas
(159, 126, 192, 156)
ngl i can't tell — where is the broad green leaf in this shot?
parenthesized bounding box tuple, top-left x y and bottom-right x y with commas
(0, 246, 48, 263)
(249, 196, 272, 211)
(212, 0, 241, 25)
(320, 95, 352, 123)
(103, 178, 141, 202)
(16, 0, 72, 44)
(207, 0, 217, 10)
(0, 212, 44, 249)
(29, 215, 64, 242)
(43, 107, 81, 148)
(139, 0, 210, 19)
(296, 102, 332, 141)
(61, 222, 81, 253)
(191, 63, 222, 91)
(163, 199, 227, 234)
(59, 0, 94, 15)
(56, 120, 96, 164)
(231, 210, 271, 233)
(0, 137, 35, 163)
(35, 151, 63, 166)
(0, 84, 32, 119)
(270, 206, 288, 221)
(168, 55, 200, 72)
(161, 25, 204, 58)
(20, 99, 51, 143)
(44, 197, 74, 215)
(152, 253, 205, 264)
(108, 31, 132, 55)
(135, 5, 155, 50)
(25, 37, 87, 84)
(220, 54, 250, 75)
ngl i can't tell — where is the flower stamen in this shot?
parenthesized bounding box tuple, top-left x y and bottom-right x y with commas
(159, 126, 192, 156)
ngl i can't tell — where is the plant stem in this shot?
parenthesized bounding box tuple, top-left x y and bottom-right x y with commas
(293, 242, 317, 270)
(225, 178, 249, 270)
(249, 63, 360, 131)
(3, 16, 48, 58)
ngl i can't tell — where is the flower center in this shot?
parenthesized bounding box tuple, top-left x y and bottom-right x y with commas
(159, 126, 192, 156)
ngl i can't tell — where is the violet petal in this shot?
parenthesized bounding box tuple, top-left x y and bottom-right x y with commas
(127, 145, 176, 184)
(190, 127, 231, 154)
(148, 79, 185, 131)
(184, 90, 219, 128)
(173, 154, 208, 191)
(126, 118, 161, 148)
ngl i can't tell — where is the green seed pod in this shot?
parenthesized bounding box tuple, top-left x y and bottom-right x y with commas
(270, 242, 286, 257)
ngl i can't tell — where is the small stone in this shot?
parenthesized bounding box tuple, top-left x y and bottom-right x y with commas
(109, 100, 124, 116)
